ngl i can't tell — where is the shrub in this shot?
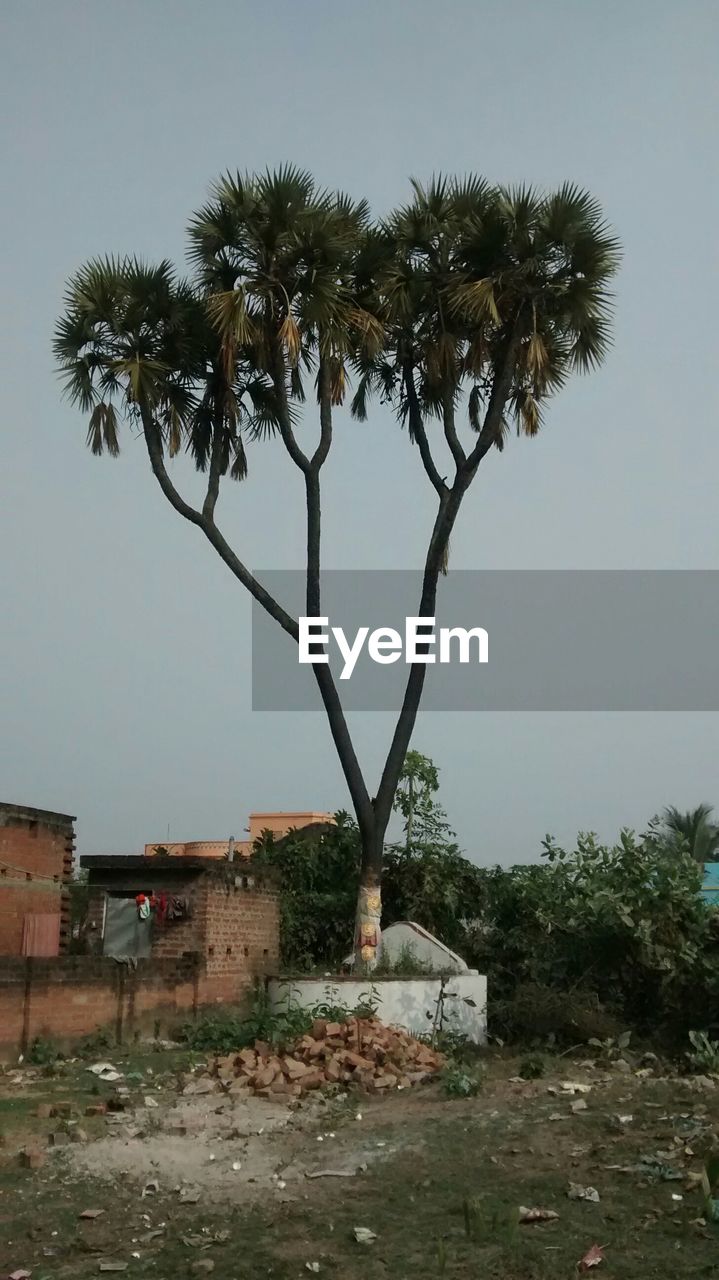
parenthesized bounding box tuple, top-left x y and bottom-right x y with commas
(375, 942, 434, 977)
(519, 1052, 547, 1080)
(77, 1028, 114, 1057)
(26, 1036, 62, 1066)
(442, 1063, 485, 1097)
(687, 1030, 719, 1074)
(470, 825, 719, 1047)
(181, 990, 315, 1053)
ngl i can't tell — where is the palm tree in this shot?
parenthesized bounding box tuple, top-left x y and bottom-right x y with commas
(55, 170, 619, 968)
(662, 804, 719, 864)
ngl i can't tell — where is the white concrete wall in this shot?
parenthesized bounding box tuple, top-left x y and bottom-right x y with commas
(378, 921, 471, 974)
(268, 974, 487, 1044)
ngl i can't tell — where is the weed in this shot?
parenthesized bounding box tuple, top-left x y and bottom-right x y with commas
(350, 985, 381, 1019)
(463, 1195, 518, 1243)
(77, 1027, 114, 1057)
(587, 1030, 632, 1061)
(688, 1029, 719, 1074)
(26, 1036, 62, 1066)
(442, 1063, 485, 1098)
(519, 1051, 547, 1079)
(375, 941, 434, 977)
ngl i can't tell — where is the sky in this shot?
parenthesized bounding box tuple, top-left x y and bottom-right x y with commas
(1, 0, 718, 863)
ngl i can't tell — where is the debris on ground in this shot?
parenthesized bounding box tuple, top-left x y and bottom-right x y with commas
(577, 1243, 605, 1271)
(518, 1206, 560, 1223)
(353, 1226, 378, 1244)
(568, 1183, 600, 1203)
(194, 1018, 445, 1098)
(88, 1063, 124, 1082)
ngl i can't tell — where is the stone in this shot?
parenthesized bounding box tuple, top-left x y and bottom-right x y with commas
(20, 1148, 46, 1169)
(48, 1131, 70, 1146)
(51, 1102, 75, 1118)
(85, 1104, 107, 1117)
(228, 1078, 250, 1096)
(324, 1022, 343, 1038)
(36, 1103, 53, 1119)
(255, 1063, 279, 1089)
(311, 1019, 328, 1040)
(71, 1127, 89, 1143)
(299, 1071, 325, 1092)
(283, 1056, 309, 1080)
(190, 1262, 215, 1275)
(344, 1051, 374, 1072)
(183, 1077, 217, 1097)
(325, 1058, 343, 1083)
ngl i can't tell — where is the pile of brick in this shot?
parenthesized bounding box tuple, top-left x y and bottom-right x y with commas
(196, 1018, 445, 1099)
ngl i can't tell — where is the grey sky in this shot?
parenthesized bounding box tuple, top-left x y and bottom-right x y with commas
(1, 0, 717, 862)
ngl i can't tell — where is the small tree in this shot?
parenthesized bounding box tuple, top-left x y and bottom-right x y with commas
(55, 169, 619, 968)
(393, 749, 444, 850)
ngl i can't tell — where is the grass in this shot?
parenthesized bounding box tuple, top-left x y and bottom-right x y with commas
(1, 1052, 718, 1277)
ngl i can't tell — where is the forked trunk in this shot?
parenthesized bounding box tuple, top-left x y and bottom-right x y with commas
(353, 823, 384, 973)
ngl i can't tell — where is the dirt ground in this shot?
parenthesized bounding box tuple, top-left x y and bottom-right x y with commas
(1, 1043, 718, 1278)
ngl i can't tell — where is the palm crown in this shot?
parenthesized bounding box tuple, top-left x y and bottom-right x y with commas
(352, 177, 620, 450)
(55, 169, 619, 483)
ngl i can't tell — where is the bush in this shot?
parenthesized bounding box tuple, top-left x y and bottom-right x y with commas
(519, 1052, 547, 1080)
(687, 1030, 719, 1074)
(77, 1028, 114, 1057)
(442, 1063, 485, 1097)
(181, 989, 316, 1053)
(469, 825, 719, 1048)
(26, 1036, 62, 1066)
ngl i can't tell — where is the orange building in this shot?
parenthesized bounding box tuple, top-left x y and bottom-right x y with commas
(144, 811, 334, 860)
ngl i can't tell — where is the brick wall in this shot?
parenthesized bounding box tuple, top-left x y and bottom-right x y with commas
(0, 955, 202, 1059)
(0, 804, 75, 956)
(0, 866, 282, 1057)
(203, 880, 279, 979)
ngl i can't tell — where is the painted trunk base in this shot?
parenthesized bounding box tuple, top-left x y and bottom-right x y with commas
(354, 883, 382, 970)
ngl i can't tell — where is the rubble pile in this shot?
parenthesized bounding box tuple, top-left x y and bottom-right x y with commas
(187, 1018, 445, 1099)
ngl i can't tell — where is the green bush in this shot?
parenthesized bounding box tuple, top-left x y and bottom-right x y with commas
(442, 1063, 485, 1097)
(469, 825, 719, 1047)
(26, 1036, 62, 1066)
(519, 1052, 547, 1080)
(687, 1030, 719, 1074)
(181, 989, 316, 1053)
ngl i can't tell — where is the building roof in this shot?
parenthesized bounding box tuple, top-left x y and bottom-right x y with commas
(80, 854, 238, 872)
(0, 802, 76, 826)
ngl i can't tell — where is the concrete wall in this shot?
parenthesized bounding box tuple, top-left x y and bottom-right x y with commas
(0, 803, 75, 955)
(378, 921, 471, 974)
(268, 973, 488, 1044)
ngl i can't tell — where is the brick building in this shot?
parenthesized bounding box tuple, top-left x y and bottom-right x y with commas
(81, 853, 279, 1005)
(0, 803, 75, 956)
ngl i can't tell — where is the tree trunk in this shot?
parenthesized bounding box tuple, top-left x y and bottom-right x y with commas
(353, 820, 385, 972)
